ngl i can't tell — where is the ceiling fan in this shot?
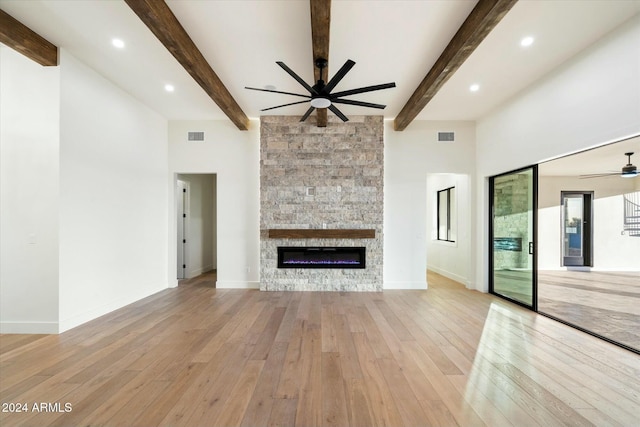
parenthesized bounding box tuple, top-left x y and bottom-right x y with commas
(580, 152, 638, 179)
(245, 58, 396, 122)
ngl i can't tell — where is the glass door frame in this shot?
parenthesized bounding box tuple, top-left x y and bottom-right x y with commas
(561, 191, 594, 267)
(488, 164, 538, 311)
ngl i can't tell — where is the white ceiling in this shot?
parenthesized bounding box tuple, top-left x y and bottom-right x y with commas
(539, 136, 640, 177)
(1, 0, 639, 125)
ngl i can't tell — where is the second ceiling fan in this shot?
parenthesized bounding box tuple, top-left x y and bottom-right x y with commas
(580, 152, 639, 179)
(246, 58, 395, 122)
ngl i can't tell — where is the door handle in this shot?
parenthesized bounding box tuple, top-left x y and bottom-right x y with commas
(528, 241, 534, 255)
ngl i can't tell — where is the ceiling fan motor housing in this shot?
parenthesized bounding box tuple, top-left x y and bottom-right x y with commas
(315, 57, 328, 70)
(622, 152, 637, 177)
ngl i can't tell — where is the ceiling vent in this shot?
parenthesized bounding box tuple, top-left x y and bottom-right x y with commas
(188, 131, 205, 142)
(438, 132, 455, 142)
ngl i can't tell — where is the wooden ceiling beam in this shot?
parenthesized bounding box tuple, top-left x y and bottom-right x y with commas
(310, 0, 331, 127)
(0, 9, 58, 66)
(124, 0, 249, 130)
(394, 0, 518, 131)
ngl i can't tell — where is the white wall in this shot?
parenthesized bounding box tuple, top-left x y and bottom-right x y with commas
(169, 119, 474, 291)
(384, 120, 476, 289)
(475, 15, 640, 291)
(171, 119, 476, 291)
(426, 173, 472, 286)
(0, 47, 60, 333)
(538, 175, 639, 270)
(58, 51, 169, 331)
(169, 120, 259, 289)
(177, 173, 216, 278)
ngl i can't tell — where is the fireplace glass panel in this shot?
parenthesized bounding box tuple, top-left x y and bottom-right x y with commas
(277, 247, 366, 269)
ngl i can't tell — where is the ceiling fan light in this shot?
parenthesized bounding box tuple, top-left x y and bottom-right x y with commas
(310, 97, 331, 108)
(621, 171, 638, 178)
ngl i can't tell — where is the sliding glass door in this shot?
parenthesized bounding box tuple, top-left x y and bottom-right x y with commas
(490, 166, 537, 309)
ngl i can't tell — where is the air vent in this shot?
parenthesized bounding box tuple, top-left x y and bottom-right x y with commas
(438, 132, 455, 142)
(188, 131, 205, 141)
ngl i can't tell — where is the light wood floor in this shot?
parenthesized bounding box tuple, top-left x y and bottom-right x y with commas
(178, 269, 217, 287)
(1, 272, 639, 427)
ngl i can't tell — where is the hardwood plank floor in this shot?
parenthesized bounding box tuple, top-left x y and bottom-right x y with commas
(538, 270, 640, 350)
(1, 271, 639, 426)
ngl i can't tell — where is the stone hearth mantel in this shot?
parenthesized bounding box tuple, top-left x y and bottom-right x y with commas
(268, 229, 375, 239)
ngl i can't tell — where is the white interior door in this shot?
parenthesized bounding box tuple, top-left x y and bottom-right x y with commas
(177, 180, 188, 279)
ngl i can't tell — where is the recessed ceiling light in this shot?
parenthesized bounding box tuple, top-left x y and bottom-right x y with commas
(520, 36, 534, 47)
(164, 84, 175, 92)
(469, 84, 480, 92)
(111, 38, 125, 49)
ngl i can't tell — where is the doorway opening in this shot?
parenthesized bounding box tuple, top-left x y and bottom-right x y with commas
(175, 174, 217, 282)
(561, 191, 593, 267)
(426, 173, 472, 287)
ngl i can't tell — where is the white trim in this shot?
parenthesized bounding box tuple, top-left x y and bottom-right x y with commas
(540, 266, 640, 272)
(427, 265, 470, 287)
(0, 322, 59, 334)
(216, 281, 259, 289)
(188, 264, 215, 279)
(58, 284, 167, 332)
(433, 239, 458, 248)
(383, 281, 428, 290)
(187, 266, 204, 279)
(176, 178, 190, 280)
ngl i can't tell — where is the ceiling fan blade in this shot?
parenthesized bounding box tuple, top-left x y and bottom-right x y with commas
(579, 172, 619, 179)
(245, 87, 310, 99)
(261, 99, 310, 112)
(323, 59, 355, 93)
(332, 98, 386, 109)
(331, 82, 396, 98)
(276, 61, 317, 95)
(328, 104, 349, 122)
(300, 106, 315, 122)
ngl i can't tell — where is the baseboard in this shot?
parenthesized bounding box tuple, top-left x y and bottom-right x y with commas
(216, 281, 260, 289)
(0, 321, 59, 334)
(58, 283, 168, 333)
(383, 281, 428, 290)
(539, 266, 638, 272)
(187, 267, 204, 279)
(427, 265, 470, 287)
(186, 264, 216, 279)
(565, 266, 592, 272)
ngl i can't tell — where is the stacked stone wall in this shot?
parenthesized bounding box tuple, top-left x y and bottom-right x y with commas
(260, 115, 383, 291)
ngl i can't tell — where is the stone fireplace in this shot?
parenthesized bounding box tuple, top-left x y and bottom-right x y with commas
(260, 115, 383, 291)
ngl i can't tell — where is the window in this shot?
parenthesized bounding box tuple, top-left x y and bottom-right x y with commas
(437, 187, 456, 242)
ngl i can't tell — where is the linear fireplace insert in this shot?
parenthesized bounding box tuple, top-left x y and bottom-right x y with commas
(277, 246, 366, 269)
